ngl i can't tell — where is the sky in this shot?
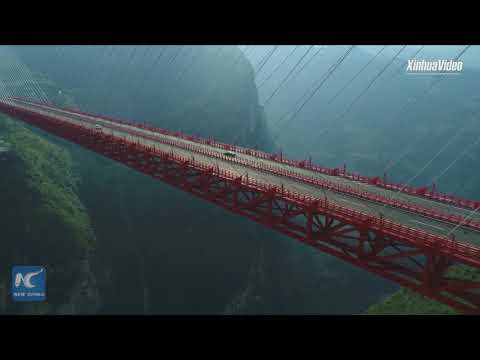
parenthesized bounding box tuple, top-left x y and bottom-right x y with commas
(361, 45, 479, 67)
(241, 45, 480, 69)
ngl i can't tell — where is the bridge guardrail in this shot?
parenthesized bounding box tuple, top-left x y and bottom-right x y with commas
(6, 98, 480, 234)
(24, 103, 480, 234)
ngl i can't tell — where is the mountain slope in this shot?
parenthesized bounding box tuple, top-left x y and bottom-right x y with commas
(366, 266, 480, 315)
(0, 114, 98, 314)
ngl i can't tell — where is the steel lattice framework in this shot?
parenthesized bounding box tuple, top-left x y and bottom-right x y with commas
(1, 98, 480, 314)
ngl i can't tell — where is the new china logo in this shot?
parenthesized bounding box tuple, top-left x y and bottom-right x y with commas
(11, 266, 46, 302)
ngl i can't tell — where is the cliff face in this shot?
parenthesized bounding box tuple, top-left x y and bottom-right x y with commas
(16, 46, 272, 148)
(0, 115, 99, 314)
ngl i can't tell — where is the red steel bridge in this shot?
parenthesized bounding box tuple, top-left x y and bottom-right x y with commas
(1, 96, 480, 314)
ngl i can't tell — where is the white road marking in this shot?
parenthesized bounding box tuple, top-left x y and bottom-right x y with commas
(339, 198, 366, 208)
(409, 219, 446, 232)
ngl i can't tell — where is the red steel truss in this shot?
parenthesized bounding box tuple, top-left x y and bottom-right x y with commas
(2, 99, 480, 314)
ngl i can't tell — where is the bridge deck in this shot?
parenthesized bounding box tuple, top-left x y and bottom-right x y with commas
(7, 98, 480, 247)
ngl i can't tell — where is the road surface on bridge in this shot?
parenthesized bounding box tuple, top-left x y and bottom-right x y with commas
(7, 98, 480, 247)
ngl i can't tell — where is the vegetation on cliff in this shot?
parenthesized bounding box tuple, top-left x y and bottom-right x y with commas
(366, 265, 480, 315)
(0, 114, 94, 313)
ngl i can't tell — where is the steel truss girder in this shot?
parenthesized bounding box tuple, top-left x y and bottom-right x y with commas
(1, 101, 480, 314)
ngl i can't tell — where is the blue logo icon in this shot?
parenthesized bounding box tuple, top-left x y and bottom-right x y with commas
(11, 266, 46, 302)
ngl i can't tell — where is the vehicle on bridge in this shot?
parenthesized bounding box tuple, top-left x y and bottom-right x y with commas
(94, 124, 103, 131)
(223, 151, 236, 158)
